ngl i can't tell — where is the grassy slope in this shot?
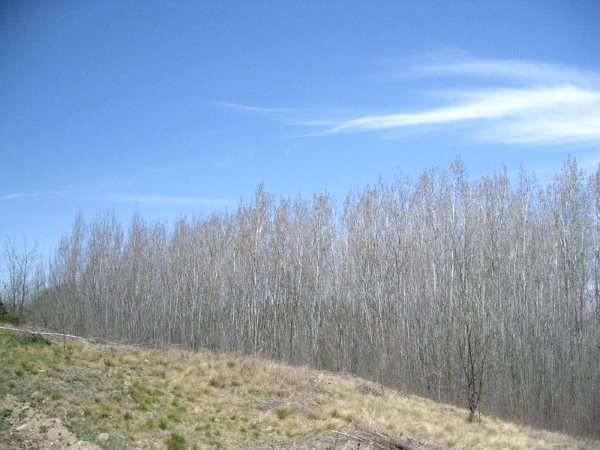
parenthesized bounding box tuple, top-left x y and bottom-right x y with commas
(0, 330, 597, 450)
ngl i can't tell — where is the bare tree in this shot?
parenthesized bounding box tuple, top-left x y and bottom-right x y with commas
(2, 237, 39, 321)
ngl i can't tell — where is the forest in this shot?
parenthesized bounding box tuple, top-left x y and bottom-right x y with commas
(2, 159, 599, 438)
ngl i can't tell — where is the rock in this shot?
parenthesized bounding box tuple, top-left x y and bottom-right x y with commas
(97, 433, 110, 443)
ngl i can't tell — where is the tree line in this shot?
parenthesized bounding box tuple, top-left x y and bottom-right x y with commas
(4, 159, 599, 437)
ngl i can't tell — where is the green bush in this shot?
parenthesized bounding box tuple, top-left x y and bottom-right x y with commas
(5, 312, 21, 326)
(0, 300, 20, 325)
(0, 300, 6, 318)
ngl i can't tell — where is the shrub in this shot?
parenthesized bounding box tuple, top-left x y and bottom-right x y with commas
(0, 300, 7, 319)
(19, 333, 51, 346)
(0, 300, 20, 325)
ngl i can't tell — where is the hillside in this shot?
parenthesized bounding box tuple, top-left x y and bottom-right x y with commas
(0, 329, 597, 450)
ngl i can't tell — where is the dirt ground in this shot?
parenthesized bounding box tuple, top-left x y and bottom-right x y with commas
(0, 395, 100, 450)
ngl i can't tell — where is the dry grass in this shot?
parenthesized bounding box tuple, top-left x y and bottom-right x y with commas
(0, 330, 598, 449)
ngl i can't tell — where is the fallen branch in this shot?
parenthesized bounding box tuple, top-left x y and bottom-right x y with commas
(331, 424, 426, 450)
(0, 326, 91, 344)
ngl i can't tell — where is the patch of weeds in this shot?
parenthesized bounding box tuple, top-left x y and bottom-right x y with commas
(45, 389, 64, 401)
(20, 360, 37, 374)
(0, 408, 11, 431)
(0, 375, 7, 398)
(331, 408, 340, 419)
(275, 407, 295, 420)
(123, 411, 133, 421)
(115, 371, 127, 382)
(98, 405, 112, 418)
(207, 437, 224, 448)
(38, 424, 48, 433)
(141, 418, 155, 430)
(307, 411, 320, 421)
(150, 368, 167, 378)
(200, 386, 213, 395)
(86, 372, 100, 382)
(18, 333, 51, 346)
(135, 402, 149, 412)
(250, 422, 260, 438)
(208, 375, 226, 388)
(166, 407, 185, 423)
(196, 422, 211, 432)
(165, 432, 186, 450)
(158, 417, 168, 430)
(117, 355, 132, 366)
(129, 381, 156, 411)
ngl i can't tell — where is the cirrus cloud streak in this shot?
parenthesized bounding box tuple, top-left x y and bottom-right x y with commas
(104, 195, 235, 207)
(326, 59, 600, 145)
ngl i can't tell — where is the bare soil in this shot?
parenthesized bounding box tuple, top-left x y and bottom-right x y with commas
(0, 395, 100, 450)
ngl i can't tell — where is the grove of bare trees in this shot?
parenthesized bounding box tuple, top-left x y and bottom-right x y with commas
(10, 159, 600, 438)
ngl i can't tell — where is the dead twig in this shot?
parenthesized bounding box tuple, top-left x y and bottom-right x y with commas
(330, 424, 427, 450)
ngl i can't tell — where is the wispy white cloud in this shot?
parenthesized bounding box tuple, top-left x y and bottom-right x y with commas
(0, 191, 235, 209)
(328, 85, 600, 139)
(106, 195, 235, 207)
(211, 101, 298, 116)
(323, 58, 600, 145)
(214, 59, 600, 145)
(0, 193, 40, 201)
(412, 59, 600, 86)
(212, 101, 353, 126)
(0, 190, 66, 201)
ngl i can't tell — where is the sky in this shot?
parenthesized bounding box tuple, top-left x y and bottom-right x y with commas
(1, 0, 600, 259)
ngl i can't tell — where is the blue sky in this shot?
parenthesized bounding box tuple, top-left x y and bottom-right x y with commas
(1, 1, 600, 258)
